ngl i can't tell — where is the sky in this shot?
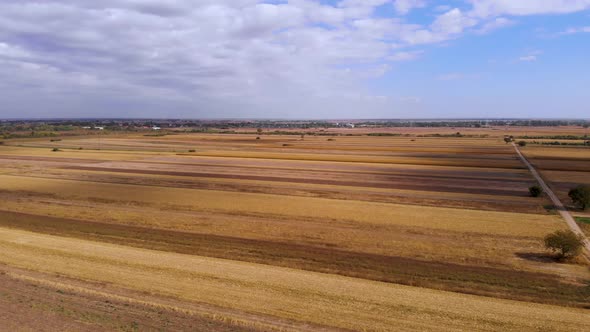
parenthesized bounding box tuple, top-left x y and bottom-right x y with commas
(0, 0, 589, 119)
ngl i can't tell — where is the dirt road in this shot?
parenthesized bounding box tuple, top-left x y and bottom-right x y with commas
(512, 143, 590, 255)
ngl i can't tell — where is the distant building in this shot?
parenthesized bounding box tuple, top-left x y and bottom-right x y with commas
(94, 126, 104, 130)
(152, 126, 161, 130)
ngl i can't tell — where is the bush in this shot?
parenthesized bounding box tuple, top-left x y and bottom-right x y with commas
(188, 149, 196, 152)
(569, 185, 590, 210)
(529, 185, 543, 197)
(256, 136, 260, 140)
(518, 140, 527, 147)
(52, 148, 60, 152)
(544, 230, 585, 260)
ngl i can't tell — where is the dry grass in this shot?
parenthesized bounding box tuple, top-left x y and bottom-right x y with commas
(1, 132, 588, 330)
(0, 174, 562, 237)
(0, 227, 588, 332)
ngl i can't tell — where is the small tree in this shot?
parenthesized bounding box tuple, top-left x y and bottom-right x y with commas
(256, 128, 263, 136)
(529, 185, 542, 197)
(503, 136, 513, 144)
(544, 230, 584, 260)
(568, 185, 590, 210)
(518, 140, 527, 147)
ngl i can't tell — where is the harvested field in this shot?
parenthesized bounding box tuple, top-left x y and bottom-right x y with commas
(0, 130, 589, 331)
(0, 228, 589, 332)
(521, 146, 590, 206)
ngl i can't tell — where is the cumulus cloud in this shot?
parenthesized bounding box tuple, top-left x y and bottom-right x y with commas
(0, 0, 484, 118)
(475, 17, 515, 34)
(468, 0, 590, 17)
(393, 0, 427, 15)
(0, 1, 588, 118)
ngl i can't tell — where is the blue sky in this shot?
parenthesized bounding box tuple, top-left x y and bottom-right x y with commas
(0, 1, 589, 119)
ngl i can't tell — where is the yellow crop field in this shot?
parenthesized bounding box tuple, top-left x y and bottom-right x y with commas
(0, 227, 588, 332)
(0, 129, 588, 331)
(0, 174, 561, 237)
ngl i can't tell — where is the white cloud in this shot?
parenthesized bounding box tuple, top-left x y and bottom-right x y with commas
(387, 50, 423, 61)
(393, 0, 426, 15)
(475, 17, 515, 34)
(431, 8, 477, 35)
(519, 55, 537, 62)
(518, 50, 542, 62)
(468, 0, 590, 17)
(433, 5, 451, 13)
(559, 26, 590, 35)
(0, 0, 586, 118)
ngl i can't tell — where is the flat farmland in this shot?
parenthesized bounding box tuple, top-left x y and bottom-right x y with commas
(0, 131, 589, 331)
(521, 146, 590, 205)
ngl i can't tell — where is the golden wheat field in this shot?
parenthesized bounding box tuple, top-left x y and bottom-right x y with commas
(0, 128, 589, 331)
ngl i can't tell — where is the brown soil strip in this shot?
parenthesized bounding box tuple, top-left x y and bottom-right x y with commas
(0, 155, 105, 164)
(0, 210, 587, 308)
(63, 166, 528, 196)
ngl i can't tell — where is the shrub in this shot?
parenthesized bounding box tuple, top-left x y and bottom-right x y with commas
(544, 230, 585, 260)
(256, 136, 260, 140)
(188, 149, 196, 152)
(52, 148, 60, 152)
(518, 140, 527, 147)
(529, 185, 543, 197)
(569, 185, 590, 210)
(327, 138, 335, 141)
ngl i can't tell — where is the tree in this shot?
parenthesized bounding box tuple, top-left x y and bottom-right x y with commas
(568, 185, 590, 210)
(544, 230, 585, 260)
(518, 140, 527, 147)
(503, 136, 513, 144)
(256, 128, 263, 136)
(529, 185, 543, 197)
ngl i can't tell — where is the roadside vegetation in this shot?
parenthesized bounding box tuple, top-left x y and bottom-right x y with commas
(569, 185, 590, 210)
(544, 230, 585, 261)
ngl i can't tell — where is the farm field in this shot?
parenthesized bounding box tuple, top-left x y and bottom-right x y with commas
(0, 128, 589, 331)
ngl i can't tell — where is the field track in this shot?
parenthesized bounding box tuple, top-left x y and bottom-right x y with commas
(513, 143, 590, 256)
(0, 131, 589, 331)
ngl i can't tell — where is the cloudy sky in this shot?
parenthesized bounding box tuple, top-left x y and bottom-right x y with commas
(0, 1, 589, 119)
